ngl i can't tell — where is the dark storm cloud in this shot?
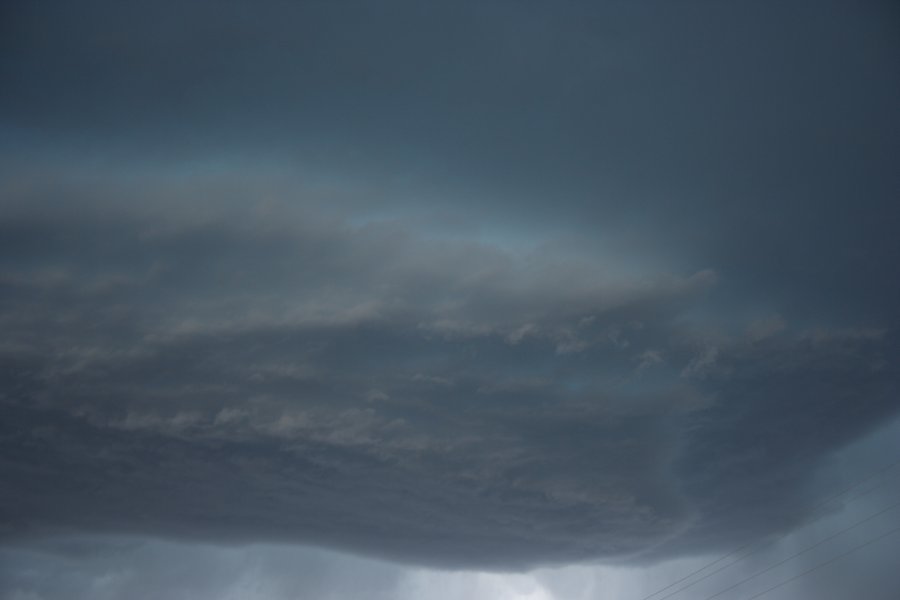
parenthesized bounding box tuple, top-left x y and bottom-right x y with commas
(1, 176, 897, 569)
(3, 0, 898, 322)
(1, 0, 899, 576)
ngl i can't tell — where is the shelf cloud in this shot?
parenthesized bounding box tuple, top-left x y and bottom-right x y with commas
(1, 0, 898, 597)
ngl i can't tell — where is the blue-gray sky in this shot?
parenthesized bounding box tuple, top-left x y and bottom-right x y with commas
(1, 1, 899, 598)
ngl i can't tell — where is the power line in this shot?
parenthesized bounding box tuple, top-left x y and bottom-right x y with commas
(638, 455, 900, 600)
(842, 468, 900, 504)
(638, 539, 758, 600)
(805, 455, 900, 516)
(739, 524, 900, 600)
(698, 497, 900, 600)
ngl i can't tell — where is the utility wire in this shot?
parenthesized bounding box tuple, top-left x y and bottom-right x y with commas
(698, 497, 900, 600)
(638, 455, 900, 600)
(639, 539, 758, 600)
(842, 468, 900, 504)
(740, 524, 900, 600)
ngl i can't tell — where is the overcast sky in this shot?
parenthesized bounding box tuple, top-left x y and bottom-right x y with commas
(2, 1, 899, 599)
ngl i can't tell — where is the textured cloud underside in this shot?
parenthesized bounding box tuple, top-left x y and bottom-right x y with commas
(1, 181, 897, 570)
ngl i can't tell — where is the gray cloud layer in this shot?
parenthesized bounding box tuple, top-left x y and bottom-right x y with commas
(4, 0, 898, 323)
(1, 0, 899, 578)
(1, 174, 897, 569)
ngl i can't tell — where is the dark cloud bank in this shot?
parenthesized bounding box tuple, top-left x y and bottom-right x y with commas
(1, 0, 899, 581)
(1, 182, 897, 570)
